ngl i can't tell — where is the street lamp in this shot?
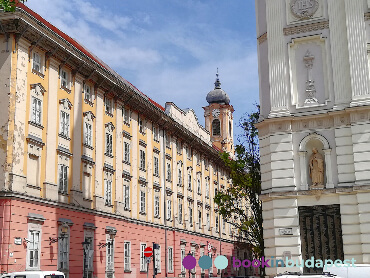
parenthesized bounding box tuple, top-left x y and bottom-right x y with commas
(82, 240, 91, 278)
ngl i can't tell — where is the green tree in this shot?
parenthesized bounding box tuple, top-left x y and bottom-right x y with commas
(0, 0, 27, 12)
(214, 106, 264, 274)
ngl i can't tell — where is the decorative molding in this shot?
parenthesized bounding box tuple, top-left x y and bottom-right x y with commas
(103, 163, 115, 173)
(105, 122, 115, 132)
(83, 111, 95, 121)
(59, 98, 73, 110)
(139, 139, 147, 148)
(365, 12, 370, 21)
(122, 130, 131, 139)
(257, 32, 267, 44)
(284, 21, 329, 36)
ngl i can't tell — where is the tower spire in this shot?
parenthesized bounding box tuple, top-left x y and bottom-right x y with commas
(214, 68, 221, 89)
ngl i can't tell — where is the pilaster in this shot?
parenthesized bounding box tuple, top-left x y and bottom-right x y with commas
(266, 0, 289, 117)
(94, 89, 104, 208)
(327, 0, 351, 109)
(344, 0, 370, 105)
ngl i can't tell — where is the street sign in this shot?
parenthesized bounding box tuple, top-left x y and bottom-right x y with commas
(144, 246, 153, 257)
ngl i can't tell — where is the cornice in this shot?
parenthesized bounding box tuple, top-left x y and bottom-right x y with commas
(283, 21, 329, 36)
(0, 191, 236, 244)
(257, 107, 370, 137)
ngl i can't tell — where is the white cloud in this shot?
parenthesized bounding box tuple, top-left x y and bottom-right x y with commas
(25, 0, 259, 138)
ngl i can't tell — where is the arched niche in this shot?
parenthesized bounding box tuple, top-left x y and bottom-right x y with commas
(298, 133, 334, 190)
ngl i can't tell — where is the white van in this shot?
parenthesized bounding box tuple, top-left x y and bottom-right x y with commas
(324, 264, 370, 278)
(1, 271, 65, 278)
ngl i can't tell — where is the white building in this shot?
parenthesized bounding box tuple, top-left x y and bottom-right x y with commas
(255, 0, 370, 276)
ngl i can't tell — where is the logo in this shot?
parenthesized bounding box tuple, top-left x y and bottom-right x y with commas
(290, 0, 319, 20)
(182, 255, 228, 270)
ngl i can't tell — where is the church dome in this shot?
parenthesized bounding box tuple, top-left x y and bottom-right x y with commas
(206, 72, 230, 105)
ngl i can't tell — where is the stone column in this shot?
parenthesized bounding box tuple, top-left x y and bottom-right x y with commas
(266, 0, 289, 117)
(323, 149, 334, 188)
(299, 151, 308, 190)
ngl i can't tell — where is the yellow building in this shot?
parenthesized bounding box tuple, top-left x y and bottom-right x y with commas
(0, 4, 251, 278)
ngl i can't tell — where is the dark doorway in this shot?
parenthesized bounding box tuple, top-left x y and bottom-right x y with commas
(299, 205, 344, 274)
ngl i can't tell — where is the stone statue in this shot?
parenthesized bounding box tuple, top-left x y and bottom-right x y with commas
(309, 148, 324, 187)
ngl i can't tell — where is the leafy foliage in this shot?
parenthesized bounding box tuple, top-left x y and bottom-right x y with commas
(215, 105, 263, 261)
(0, 0, 27, 12)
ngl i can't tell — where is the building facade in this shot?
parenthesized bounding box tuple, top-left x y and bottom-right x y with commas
(255, 0, 370, 276)
(0, 4, 247, 278)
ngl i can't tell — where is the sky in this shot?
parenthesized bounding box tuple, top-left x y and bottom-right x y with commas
(26, 0, 259, 142)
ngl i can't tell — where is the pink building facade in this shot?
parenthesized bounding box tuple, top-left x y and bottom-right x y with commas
(0, 199, 243, 278)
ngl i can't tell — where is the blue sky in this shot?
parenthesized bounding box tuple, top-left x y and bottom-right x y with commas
(26, 0, 259, 142)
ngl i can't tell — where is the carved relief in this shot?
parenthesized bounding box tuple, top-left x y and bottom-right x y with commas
(290, 0, 319, 20)
(303, 50, 319, 105)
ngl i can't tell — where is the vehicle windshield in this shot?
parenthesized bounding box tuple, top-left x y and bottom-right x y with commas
(44, 276, 64, 278)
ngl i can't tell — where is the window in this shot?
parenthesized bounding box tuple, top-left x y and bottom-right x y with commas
(155, 245, 161, 273)
(140, 190, 146, 214)
(168, 247, 173, 273)
(140, 150, 146, 170)
(84, 123, 92, 146)
(166, 163, 171, 181)
(165, 133, 171, 148)
(229, 120, 232, 137)
(154, 196, 160, 217)
(123, 183, 130, 210)
(154, 156, 159, 176)
(139, 116, 145, 134)
(167, 199, 171, 220)
(153, 126, 159, 142)
(198, 210, 202, 229)
(27, 230, 40, 269)
(106, 237, 114, 271)
(58, 226, 69, 271)
(105, 133, 113, 156)
(205, 179, 210, 198)
(186, 146, 192, 160)
(83, 234, 94, 278)
(122, 106, 130, 124)
(178, 168, 182, 186)
(105, 97, 113, 115)
(189, 206, 193, 226)
(104, 179, 112, 206)
(58, 164, 68, 194)
(223, 219, 226, 234)
(32, 52, 41, 72)
(178, 200, 183, 224)
(176, 140, 182, 154)
(124, 242, 131, 271)
(215, 216, 219, 232)
(206, 213, 210, 230)
(181, 248, 185, 273)
(84, 84, 92, 103)
(59, 111, 70, 138)
(60, 69, 69, 89)
(188, 173, 192, 190)
(140, 243, 147, 272)
(212, 119, 221, 136)
(124, 142, 130, 163)
(31, 97, 42, 125)
(197, 177, 201, 195)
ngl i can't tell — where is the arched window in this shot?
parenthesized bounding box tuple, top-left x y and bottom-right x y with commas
(212, 119, 221, 136)
(229, 120, 232, 137)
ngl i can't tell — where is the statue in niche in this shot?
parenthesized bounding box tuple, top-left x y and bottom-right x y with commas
(309, 148, 324, 187)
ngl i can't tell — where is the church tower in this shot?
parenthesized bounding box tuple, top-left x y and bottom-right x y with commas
(203, 72, 234, 154)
